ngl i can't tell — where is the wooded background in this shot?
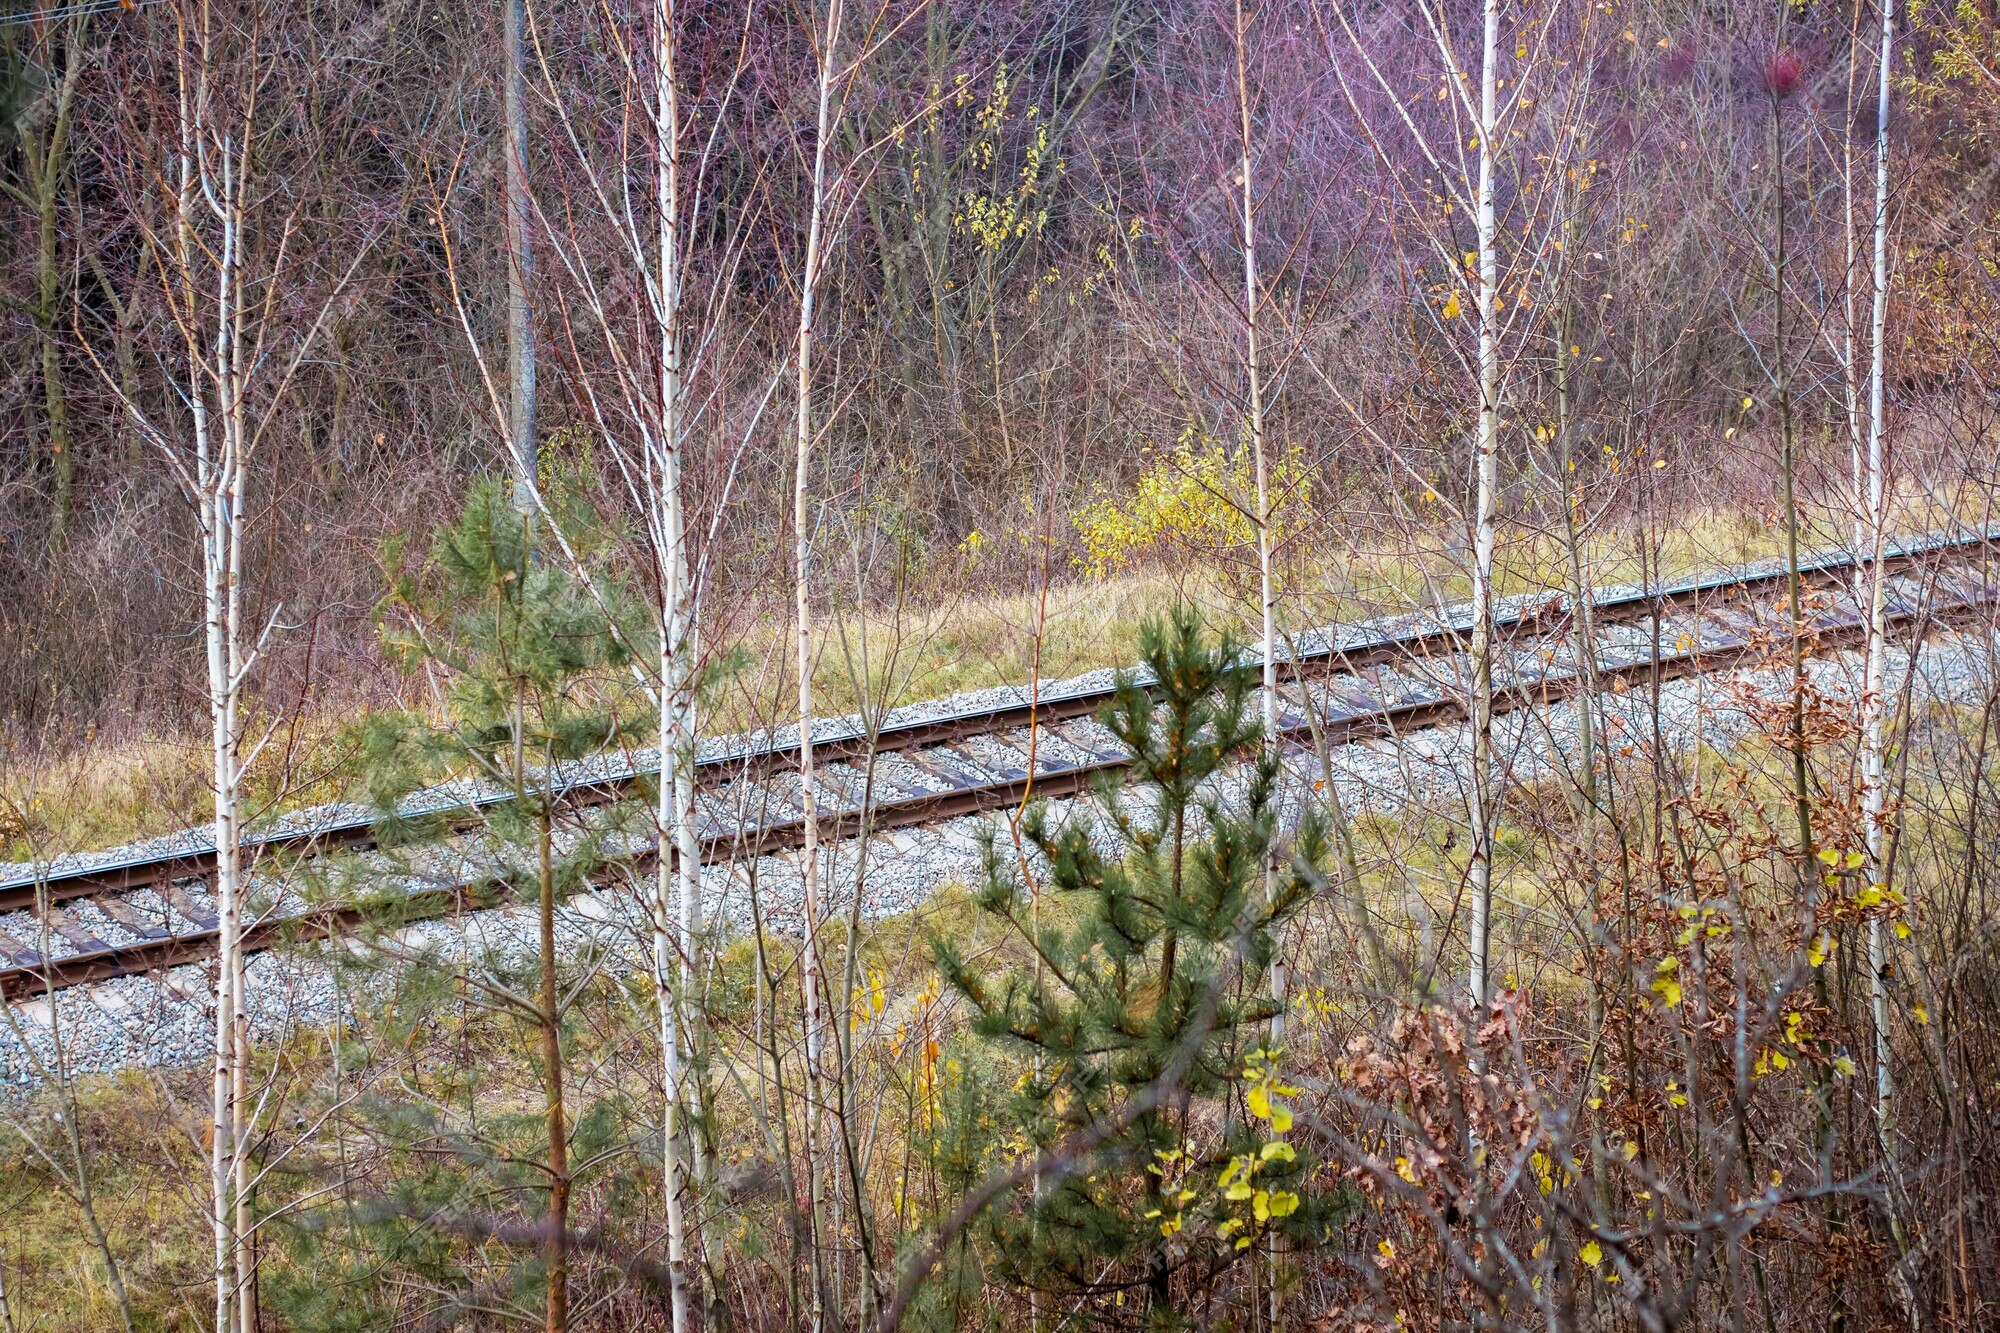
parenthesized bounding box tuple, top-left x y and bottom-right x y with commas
(4, 0, 1994, 741)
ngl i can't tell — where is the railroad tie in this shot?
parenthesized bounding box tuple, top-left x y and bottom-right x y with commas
(0, 930, 41, 969)
(1045, 721, 1124, 765)
(41, 909, 109, 955)
(959, 741, 1029, 782)
(160, 882, 221, 933)
(93, 894, 174, 941)
(899, 746, 979, 791)
(1696, 606, 1759, 648)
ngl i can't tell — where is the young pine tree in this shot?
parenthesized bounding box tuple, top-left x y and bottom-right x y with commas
(345, 478, 646, 1333)
(931, 606, 1331, 1323)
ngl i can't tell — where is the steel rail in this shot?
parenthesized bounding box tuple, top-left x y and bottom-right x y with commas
(4, 526, 1990, 915)
(3, 549, 1991, 998)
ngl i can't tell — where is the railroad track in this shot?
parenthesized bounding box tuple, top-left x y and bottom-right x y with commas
(3, 529, 1996, 1000)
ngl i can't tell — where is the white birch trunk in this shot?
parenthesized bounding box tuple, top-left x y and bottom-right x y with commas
(172, 100, 252, 1333)
(653, 3, 692, 1324)
(1859, 0, 1897, 1162)
(794, 4, 844, 1323)
(118, 17, 340, 1321)
(1466, 0, 1501, 1011)
(176, 99, 250, 1333)
(1233, 0, 1281, 1044)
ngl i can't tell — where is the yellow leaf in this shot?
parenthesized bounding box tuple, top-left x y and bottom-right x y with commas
(1270, 1104, 1294, 1134)
(1834, 1055, 1857, 1077)
(1247, 1086, 1270, 1120)
(1579, 1240, 1604, 1267)
(1442, 291, 1462, 319)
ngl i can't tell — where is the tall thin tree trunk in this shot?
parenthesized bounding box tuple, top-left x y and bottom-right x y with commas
(1466, 0, 1501, 1011)
(39, 188, 72, 552)
(156, 23, 260, 1327)
(206, 441, 240, 1333)
(1232, 0, 1280, 1043)
(182, 102, 251, 1333)
(27, 16, 84, 552)
(221, 127, 259, 1333)
(1768, 60, 1842, 1267)
(1770, 69, 1818, 928)
(537, 784, 570, 1333)
(794, 3, 845, 1323)
(504, 0, 537, 511)
(653, 4, 697, 1323)
(1232, 11, 1285, 1323)
(1858, 0, 1900, 1185)
(118, 19, 334, 1323)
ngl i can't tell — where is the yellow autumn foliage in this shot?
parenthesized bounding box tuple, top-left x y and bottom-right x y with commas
(1073, 430, 1310, 576)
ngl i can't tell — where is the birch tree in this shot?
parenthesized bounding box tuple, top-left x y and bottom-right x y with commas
(164, 27, 260, 1331)
(780, 4, 940, 1316)
(1463, 0, 1501, 1012)
(644, 8, 704, 1321)
(92, 7, 364, 1325)
(521, 0, 770, 1320)
(1324, 0, 1554, 1009)
(792, 6, 843, 1316)
(1854, 0, 1901, 1179)
(1232, 0, 1282, 1045)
